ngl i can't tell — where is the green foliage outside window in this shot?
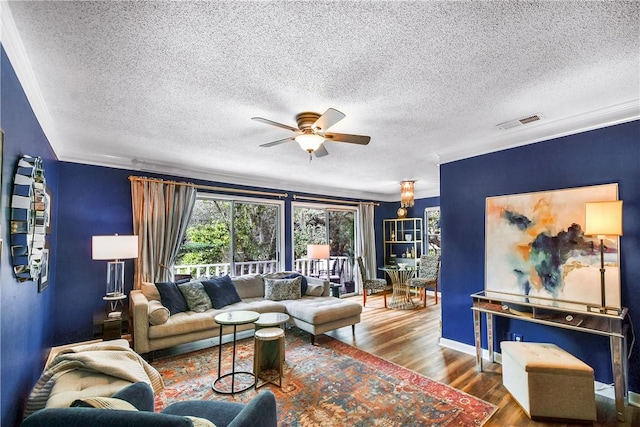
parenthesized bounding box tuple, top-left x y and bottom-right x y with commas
(177, 199, 277, 266)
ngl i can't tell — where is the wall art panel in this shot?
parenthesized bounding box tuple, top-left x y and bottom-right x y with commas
(485, 183, 620, 308)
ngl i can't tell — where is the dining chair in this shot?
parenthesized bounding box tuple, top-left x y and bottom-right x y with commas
(356, 256, 387, 308)
(408, 254, 440, 306)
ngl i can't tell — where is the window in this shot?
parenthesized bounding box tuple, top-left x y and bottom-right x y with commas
(292, 204, 357, 295)
(175, 195, 283, 277)
(424, 207, 441, 254)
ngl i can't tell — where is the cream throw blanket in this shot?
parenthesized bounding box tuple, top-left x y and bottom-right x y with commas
(24, 341, 164, 416)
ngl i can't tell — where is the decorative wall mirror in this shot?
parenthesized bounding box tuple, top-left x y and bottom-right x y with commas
(10, 155, 47, 282)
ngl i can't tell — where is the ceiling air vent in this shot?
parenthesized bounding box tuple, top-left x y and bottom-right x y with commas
(497, 113, 543, 130)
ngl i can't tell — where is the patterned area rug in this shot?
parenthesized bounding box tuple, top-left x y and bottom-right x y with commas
(151, 328, 497, 426)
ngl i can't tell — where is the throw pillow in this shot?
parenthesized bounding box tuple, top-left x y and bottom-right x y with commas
(230, 274, 264, 299)
(201, 275, 242, 309)
(177, 280, 213, 313)
(281, 273, 308, 295)
(264, 277, 302, 301)
(70, 397, 138, 411)
(141, 282, 161, 301)
(148, 300, 170, 325)
(305, 282, 325, 296)
(155, 279, 190, 315)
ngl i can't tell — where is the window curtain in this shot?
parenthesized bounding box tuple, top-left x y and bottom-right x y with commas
(356, 203, 378, 293)
(131, 178, 197, 289)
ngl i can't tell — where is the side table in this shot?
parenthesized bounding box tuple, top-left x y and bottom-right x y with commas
(255, 312, 290, 368)
(213, 310, 260, 394)
(93, 310, 129, 341)
(255, 312, 290, 329)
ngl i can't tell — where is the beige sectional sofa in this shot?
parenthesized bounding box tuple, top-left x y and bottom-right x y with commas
(130, 273, 363, 354)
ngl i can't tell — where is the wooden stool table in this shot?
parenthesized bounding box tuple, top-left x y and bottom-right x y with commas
(254, 327, 285, 389)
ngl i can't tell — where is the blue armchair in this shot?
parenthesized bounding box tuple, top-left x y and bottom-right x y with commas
(21, 382, 278, 427)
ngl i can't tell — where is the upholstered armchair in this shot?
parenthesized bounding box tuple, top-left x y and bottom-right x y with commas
(22, 382, 278, 427)
(356, 256, 387, 307)
(408, 254, 440, 306)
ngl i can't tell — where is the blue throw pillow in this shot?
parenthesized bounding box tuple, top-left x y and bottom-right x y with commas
(155, 279, 190, 315)
(282, 273, 307, 295)
(201, 275, 242, 309)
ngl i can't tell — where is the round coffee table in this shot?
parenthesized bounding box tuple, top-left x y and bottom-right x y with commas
(255, 312, 290, 329)
(213, 310, 260, 394)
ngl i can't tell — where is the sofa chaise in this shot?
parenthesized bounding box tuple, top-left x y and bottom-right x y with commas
(131, 272, 363, 354)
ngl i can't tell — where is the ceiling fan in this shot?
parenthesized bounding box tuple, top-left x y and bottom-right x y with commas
(252, 108, 371, 159)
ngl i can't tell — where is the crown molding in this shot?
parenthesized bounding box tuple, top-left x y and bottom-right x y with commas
(438, 100, 640, 164)
(1, 3, 62, 155)
(61, 152, 390, 202)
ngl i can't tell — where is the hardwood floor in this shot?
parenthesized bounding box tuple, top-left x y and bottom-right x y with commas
(325, 294, 639, 427)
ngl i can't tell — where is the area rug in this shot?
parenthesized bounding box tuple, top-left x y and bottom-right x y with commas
(151, 328, 497, 426)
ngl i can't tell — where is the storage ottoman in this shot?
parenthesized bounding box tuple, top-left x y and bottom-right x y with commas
(500, 341, 596, 422)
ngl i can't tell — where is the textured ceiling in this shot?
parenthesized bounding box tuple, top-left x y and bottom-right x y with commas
(2, 1, 639, 201)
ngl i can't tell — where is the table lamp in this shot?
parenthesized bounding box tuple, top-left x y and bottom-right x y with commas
(307, 244, 330, 278)
(584, 200, 623, 313)
(92, 234, 139, 315)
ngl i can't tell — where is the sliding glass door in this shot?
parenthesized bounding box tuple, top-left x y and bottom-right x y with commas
(293, 204, 357, 295)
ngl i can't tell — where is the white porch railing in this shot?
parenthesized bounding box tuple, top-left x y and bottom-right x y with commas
(174, 260, 279, 278)
(174, 256, 355, 283)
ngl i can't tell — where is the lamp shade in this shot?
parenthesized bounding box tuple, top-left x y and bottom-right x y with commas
(307, 244, 330, 259)
(92, 235, 139, 260)
(585, 201, 623, 237)
(295, 133, 324, 152)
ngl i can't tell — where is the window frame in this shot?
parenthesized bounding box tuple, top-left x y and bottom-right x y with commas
(182, 192, 285, 274)
(423, 206, 441, 255)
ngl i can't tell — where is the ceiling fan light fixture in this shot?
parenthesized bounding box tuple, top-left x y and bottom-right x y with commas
(295, 132, 324, 153)
(400, 180, 415, 208)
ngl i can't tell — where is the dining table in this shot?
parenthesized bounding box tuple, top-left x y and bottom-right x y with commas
(379, 266, 417, 309)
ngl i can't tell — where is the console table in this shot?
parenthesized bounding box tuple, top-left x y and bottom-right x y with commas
(471, 290, 628, 421)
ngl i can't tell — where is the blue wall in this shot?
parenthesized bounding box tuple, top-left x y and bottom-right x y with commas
(1, 48, 59, 427)
(55, 163, 136, 343)
(440, 120, 640, 393)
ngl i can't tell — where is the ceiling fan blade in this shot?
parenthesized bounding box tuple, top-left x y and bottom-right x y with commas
(324, 132, 371, 145)
(314, 143, 329, 157)
(312, 108, 345, 133)
(260, 136, 296, 147)
(252, 117, 300, 133)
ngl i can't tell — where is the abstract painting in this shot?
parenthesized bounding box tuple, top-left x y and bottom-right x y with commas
(485, 183, 620, 309)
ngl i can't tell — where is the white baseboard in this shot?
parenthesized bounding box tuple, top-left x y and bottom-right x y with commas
(593, 382, 640, 407)
(438, 337, 639, 405)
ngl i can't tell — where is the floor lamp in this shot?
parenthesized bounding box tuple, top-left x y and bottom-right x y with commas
(584, 200, 623, 314)
(92, 234, 139, 316)
(307, 244, 330, 279)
